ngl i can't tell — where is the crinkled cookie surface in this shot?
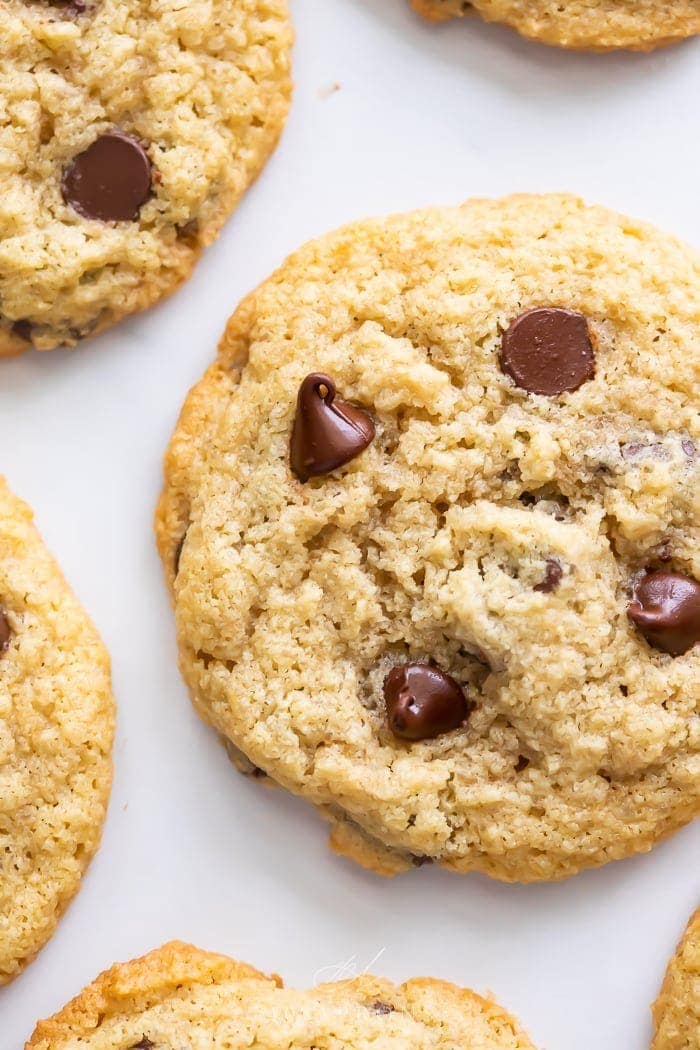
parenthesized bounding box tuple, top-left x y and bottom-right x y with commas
(0, 477, 114, 984)
(0, 0, 292, 353)
(157, 193, 700, 882)
(411, 0, 700, 51)
(26, 940, 536, 1048)
(652, 909, 700, 1050)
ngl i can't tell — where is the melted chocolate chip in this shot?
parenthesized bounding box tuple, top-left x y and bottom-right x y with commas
(514, 755, 530, 772)
(130, 1041, 154, 1050)
(177, 219, 199, 240)
(534, 559, 563, 593)
(627, 571, 700, 656)
(32, 0, 87, 12)
(11, 320, 33, 343)
(62, 132, 152, 222)
(290, 373, 375, 481)
(384, 662, 470, 741)
(500, 308, 595, 396)
(371, 1001, 395, 1015)
(0, 612, 11, 653)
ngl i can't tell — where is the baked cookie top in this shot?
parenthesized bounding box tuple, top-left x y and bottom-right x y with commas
(652, 908, 700, 1050)
(157, 193, 700, 883)
(411, 0, 700, 51)
(0, 477, 114, 984)
(26, 940, 535, 1048)
(0, 0, 292, 353)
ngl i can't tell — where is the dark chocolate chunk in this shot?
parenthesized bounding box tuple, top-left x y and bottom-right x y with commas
(62, 132, 151, 222)
(384, 662, 470, 741)
(290, 373, 375, 481)
(627, 571, 700, 656)
(0, 611, 11, 653)
(11, 320, 33, 343)
(534, 558, 563, 593)
(500, 308, 595, 396)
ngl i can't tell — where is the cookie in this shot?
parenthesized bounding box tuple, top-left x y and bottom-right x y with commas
(0, 0, 292, 354)
(652, 909, 700, 1050)
(156, 193, 700, 883)
(0, 477, 114, 983)
(410, 0, 700, 51)
(26, 940, 536, 1048)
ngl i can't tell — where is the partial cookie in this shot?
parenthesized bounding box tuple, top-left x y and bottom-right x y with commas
(652, 909, 700, 1050)
(156, 193, 700, 883)
(411, 0, 700, 51)
(26, 940, 536, 1048)
(0, 477, 114, 984)
(0, 0, 292, 353)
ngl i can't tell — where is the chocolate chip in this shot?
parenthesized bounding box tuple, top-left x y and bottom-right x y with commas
(534, 558, 563, 593)
(130, 1040, 154, 1050)
(290, 373, 375, 481)
(62, 132, 152, 222)
(411, 854, 433, 867)
(36, 0, 87, 12)
(384, 662, 470, 741)
(371, 1001, 395, 1015)
(174, 533, 186, 575)
(500, 308, 595, 396)
(627, 571, 700, 656)
(0, 612, 11, 653)
(514, 755, 530, 772)
(11, 320, 33, 343)
(176, 219, 199, 240)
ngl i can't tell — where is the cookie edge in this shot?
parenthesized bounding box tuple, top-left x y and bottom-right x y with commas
(26, 942, 535, 1049)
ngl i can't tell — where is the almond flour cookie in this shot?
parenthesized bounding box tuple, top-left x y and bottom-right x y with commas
(0, 477, 114, 983)
(411, 1, 700, 51)
(652, 909, 700, 1050)
(26, 940, 536, 1048)
(0, 1, 292, 354)
(156, 193, 700, 883)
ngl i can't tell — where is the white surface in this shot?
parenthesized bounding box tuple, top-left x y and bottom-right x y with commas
(2, 2, 699, 1047)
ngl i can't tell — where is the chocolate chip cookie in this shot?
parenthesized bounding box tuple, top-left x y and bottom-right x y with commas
(411, 0, 700, 51)
(0, 0, 292, 353)
(652, 909, 700, 1050)
(0, 477, 114, 984)
(26, 940, 535, 1048)
(156, 193, 700, 882)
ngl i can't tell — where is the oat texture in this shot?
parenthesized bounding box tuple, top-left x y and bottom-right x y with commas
(652, 908, 700, 1050)
(0, 477, 114, 984)
(26, 940, 536, 1048)
(156, 193, 700, 882)
(0, 0, 292, 353)
(411, 0, 700, 51)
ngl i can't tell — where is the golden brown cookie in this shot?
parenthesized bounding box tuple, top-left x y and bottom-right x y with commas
(0, 0, 292, 353)
(26, 940, 536, 1048)
(156, 193, 700, 883)
(0, 477, 114, 984)
(411, 0, 700, 51)
(652, 908, 700, 1050)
